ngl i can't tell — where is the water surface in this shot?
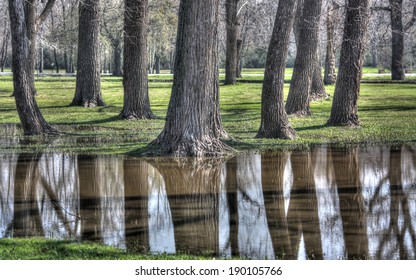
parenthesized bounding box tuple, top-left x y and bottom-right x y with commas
(1, 144, 416, 259)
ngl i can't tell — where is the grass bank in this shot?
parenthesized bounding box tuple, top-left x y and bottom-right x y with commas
(0, 70, 415, 154)
(0, 238, 214, 260)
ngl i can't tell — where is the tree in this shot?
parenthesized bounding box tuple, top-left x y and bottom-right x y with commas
(149, 0, 230, 157)
(71, 0, 105, 107)
(256, 0, 297, 139)
(324, 0, 338, 85)
(224, 0, 240, 85)
(285, 0, 323, 116)
(120, 0, 155, 120)
(388, 0, 416, 80)
(102, 0, 123, 76)
(8, 0, 57, 135)
(327, 0, 372, 126)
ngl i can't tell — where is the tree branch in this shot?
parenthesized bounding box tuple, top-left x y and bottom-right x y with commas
(37, 0, 57, 28)
(404, 5, 416, 31)
(371, 6, 392, 12)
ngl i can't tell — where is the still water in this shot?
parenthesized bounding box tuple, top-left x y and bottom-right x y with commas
(1, 145, 416, 260)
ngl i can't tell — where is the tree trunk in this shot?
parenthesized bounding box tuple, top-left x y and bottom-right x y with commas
(390, 0, 405, 80)
(310, 50, 328, 100)
(327, 0, 371, 127)
(112, 40, 122, 76)
(324, 0, 337, 85)
(149, 0, 230, 157)
(120, 0, 155, 120)
(1, 19, 10, 72)
(8, 0, 58, 135)
(256, 0, 297, 139)
(71, 0, 105, 107)
(236, 38, 243, 78)
(225, 0, 239, 85)
(285, 0, 323, 116)
(154, 53, 160, 74)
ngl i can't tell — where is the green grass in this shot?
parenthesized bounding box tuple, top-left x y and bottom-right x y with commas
(0, 238, 214, 260)
(1, 70, 416, 154)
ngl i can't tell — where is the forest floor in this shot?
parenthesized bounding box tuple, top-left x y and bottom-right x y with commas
(0, 68, 416, 155)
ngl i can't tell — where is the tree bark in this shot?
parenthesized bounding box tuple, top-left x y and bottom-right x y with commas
(256, 0, 297, 139)
(390, 0, 405, 80)
(71, 0, 105, 107)
(149, 0, 230, 157)
(8, 0, 58, 135)
(112, 40, 123, 76)
(310, 50, 328, 100)
(225, 0, 239, 85)
(120, 0, 155, 120)
(327, 0, 371, 127)
(324, 0, 337, 85)
(285, 0, 323, 116)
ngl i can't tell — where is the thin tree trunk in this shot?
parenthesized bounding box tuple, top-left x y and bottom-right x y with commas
(154, 53, 160, 74)
(324, 1, 337, 85)
(149, 0, 230, 157)
(113, 40, 122, 76)
(310, 50, 328, 100)
(8, 0, 58, 135)
(120, 0, 155, 120)
(236, 38, 243, 78)
(285, 0, 323, 116)
(225, 0, 239, 85)
(327, 0, 371, 126)
(256, 0, 297, 139)
(71, 0, 105, 107)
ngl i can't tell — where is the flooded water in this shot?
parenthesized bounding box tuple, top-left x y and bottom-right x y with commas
(1, 144, 416, 260)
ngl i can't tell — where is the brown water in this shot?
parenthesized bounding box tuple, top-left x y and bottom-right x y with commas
(1, 144, 416, 259)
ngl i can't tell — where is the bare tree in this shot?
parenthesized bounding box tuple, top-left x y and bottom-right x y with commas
(149, 0, 230, 157)
(256, 0, 297, 139)
(285, 0, 323, 116)
(328, 0, 372, 126)
(224, 0, 240, 85)
(324, 0, 338, 85)
(8, 0, 57, 135)
(120, 0, 155, 120)
(71, 0, 105, 107)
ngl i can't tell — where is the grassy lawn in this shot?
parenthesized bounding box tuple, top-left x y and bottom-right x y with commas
(0, 69, 416, 154)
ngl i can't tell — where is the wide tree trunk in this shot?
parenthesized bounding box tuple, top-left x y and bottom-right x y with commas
(256, 0, 297, 139)
(324, 0, 337, 85)
(71, 0, 105, 107)
(390, 0, 405, 81)
(149, 0, 230, 157)
(225, 0, 239, 85)
(285, 0, 323, 116)
(327, 0, 371, 126)
(8, 0, 57, 135)
(120, 0, 155, 120)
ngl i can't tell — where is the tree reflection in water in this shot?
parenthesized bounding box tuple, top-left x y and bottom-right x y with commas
(1, 144, 416, 260)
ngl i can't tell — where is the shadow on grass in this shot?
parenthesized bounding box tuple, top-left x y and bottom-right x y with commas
(295, 124, 328, 132)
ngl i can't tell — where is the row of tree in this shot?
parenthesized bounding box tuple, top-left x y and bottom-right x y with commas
(4, 0, 415, 157)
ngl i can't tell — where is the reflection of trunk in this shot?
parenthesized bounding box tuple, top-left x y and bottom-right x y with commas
(387, 147, 409, 259)
(13, 154, 44, 237)
(78, 156, 102, 242)
(262, 152, 292, 258)
(287, 151, 323, 259)
(150, 158, 223, 255)
(236, 153, 274, 260)
(0, 153, 17, 238)
(332, 148, 368, 259)
(225, 157, 239, 256)
(123, 159, 149, 251)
